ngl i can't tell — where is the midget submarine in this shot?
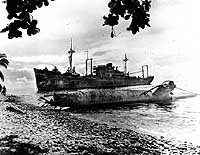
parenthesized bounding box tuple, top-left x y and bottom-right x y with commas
(42, 80, 177, 108)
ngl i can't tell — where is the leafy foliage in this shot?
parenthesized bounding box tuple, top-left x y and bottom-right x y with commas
(1, 0, 55, 39)
(1, 0, 151, 39)
(103, 0, 151, 37)
(0, 53, 9, 81)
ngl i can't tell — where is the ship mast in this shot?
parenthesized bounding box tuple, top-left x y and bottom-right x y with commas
(68, 38, 75, 73)
(123, 53, 128, 75)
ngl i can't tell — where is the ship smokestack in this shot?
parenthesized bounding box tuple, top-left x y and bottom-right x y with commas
(85, 50, 93, 76)
(68, 38, 75, 73)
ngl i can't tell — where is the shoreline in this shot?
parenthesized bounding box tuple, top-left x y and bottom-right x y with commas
(0, 95, 200, 154)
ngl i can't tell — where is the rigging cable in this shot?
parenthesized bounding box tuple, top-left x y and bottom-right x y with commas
(175, 87, 200, 96)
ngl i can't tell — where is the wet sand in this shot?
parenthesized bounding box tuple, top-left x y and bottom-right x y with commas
(0, 95, 200, 155)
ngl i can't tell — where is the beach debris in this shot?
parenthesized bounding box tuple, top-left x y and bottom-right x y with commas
(2, 95, 21, 102)
(38, 96, 70, 110)
(6, 105, 25, 114)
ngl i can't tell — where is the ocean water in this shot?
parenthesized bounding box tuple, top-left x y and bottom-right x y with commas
(76, 95, 200, 145)
(7, 86, 200, 146)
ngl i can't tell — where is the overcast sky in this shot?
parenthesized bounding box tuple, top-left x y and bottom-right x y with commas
(0, 0, 200, 94)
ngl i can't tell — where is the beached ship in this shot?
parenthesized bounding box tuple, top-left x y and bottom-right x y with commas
(34, 40, 154, 92)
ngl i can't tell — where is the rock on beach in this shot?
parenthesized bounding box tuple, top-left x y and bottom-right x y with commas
(0, 95, 200, 155)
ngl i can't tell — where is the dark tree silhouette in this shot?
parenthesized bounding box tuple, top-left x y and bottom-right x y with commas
(1, 0, 55, 39)
(0, 53, 9, 81)
(1, 0, 151, 39)
(103, 0, 151, 37)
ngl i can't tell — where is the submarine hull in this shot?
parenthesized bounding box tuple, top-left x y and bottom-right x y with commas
(50, 81, 175, 107)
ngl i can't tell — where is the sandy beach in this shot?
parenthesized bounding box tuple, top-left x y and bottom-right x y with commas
(0, 95, 200, 155)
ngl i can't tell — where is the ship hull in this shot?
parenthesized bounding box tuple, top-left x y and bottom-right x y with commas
(34, 68, 154, 92)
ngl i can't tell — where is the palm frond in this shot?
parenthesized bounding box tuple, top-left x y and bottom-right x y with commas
(0, 84, 2, 92)
(0, 71, 5, 81)
(0, 53, 7, 59)
(0, 58, 9, 66)
(0, 62, 8, 69)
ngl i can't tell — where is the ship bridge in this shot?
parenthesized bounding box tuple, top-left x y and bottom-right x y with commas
(93, 63, 124, 78)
